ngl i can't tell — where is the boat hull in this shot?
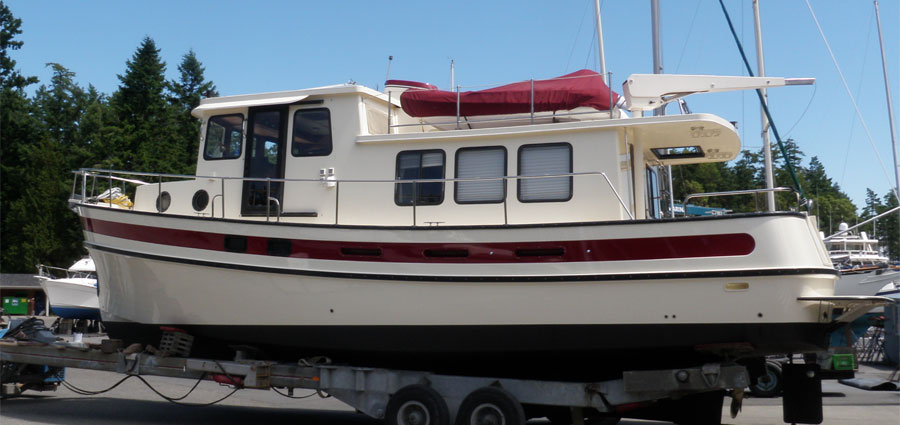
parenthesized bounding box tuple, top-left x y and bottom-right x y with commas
(38, 278, 101, 321)
(102, 321, 827, 380)
(835, 267, 900, 296)
(80, 205, 837, 378)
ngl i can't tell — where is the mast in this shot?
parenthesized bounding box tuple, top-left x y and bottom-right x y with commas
(874, 0, 900, 237)
(650, 0, 676, 217)
(594, 0, 608, 84)
(753, 0, 776, 212)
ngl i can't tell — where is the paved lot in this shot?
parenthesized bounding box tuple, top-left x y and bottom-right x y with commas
(1, 363, 897, 425)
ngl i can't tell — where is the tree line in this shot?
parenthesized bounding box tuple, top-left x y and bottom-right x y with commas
(0, 2, 897, 273)
(673, 140, 899, 259)
(1, 3, 214, 272)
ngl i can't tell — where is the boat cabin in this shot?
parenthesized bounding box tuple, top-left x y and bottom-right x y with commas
(119, 72, 753, 227)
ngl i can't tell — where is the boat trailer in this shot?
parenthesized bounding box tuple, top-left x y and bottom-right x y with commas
(0, 325, 828, 425)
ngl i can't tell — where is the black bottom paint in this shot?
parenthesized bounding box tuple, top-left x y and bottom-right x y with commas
(104, 322, 829, 381)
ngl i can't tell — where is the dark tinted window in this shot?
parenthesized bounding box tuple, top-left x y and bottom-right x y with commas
(395, 150, 445, 206)
(204, 114, 243, 160)
(292, 108, 332, 157)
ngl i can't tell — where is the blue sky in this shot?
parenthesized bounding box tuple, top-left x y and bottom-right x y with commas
(7, 0, 899, 209)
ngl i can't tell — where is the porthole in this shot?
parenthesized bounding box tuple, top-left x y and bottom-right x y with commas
(192, 190, 209, 211)
(156, 191, 171, 212)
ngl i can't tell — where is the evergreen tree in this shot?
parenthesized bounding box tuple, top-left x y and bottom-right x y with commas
(5, 63, 89, 271)
(169, 49, 216, 173)
(34, 63, 87, 148)
(0, 1, 36, 90)
(878, 192, 899, 261)
(109, 37, 179, 173)
(0, 1, 43, 272)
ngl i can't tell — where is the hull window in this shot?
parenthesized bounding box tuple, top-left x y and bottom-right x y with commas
(455, 146, 507, 204)
(204, 114, 244, 160)
(291, 108, 332, 157)
(267, 238, 293, 257)
(517, 143, 572, 202)
(224, 235, 247, 253)
(395, 150, 445, 206)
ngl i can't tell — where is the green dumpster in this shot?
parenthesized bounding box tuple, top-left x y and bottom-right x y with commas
(2, 296, 29, 315)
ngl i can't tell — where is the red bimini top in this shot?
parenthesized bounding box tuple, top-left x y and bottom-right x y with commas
(396, 69, 619, 118)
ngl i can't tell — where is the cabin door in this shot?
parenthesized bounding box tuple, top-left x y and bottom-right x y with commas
(242, 107, 287, 215)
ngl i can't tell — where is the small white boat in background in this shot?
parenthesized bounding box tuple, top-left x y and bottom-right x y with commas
(35, 258, 101, 321)
(823, 223, 900, 296)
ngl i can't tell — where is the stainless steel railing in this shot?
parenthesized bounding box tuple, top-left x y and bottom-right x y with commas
(36, 264, 94, 280)
(71, 168, 634, 226)
(683, 187, 800, 212)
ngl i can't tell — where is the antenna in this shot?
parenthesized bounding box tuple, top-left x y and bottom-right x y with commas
(450, 59, 455, 90)
(385, 56, 393, 82)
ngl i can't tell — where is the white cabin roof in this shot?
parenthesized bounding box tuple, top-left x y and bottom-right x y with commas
(192, 84, 389, 118)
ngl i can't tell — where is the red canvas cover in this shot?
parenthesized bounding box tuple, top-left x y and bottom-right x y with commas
(398, 69, 619, 118)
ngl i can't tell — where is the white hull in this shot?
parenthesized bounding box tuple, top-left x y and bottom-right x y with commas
(834, 268, 900, 296)
(37, 277, 100, 320)
(80, 205, 835, 328)
(78, 201, 839, 379)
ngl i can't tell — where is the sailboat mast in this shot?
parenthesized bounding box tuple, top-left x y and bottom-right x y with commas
(874, 0, 900, 237)
(753, 0, 776, 212)
(650, 0, 676, 217)
(594, 0, 608, 84)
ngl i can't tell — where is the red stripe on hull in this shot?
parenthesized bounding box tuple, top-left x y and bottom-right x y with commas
(81, 217, 755, 263)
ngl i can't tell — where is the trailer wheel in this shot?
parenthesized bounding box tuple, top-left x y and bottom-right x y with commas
(456, 387, 525, 425)
(748, 360, 782, 397)
(386, 384, 450, 425)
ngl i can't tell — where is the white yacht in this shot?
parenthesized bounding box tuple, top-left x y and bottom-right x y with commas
(824, 223, 899, 296)
(69, 71, 887, 379)
(35, 258, 100, 321)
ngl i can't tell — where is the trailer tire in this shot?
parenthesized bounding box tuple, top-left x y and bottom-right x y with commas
(748, 360, 782, 397)
(456, 386, 525, 425)
(386, 384, 450, 425)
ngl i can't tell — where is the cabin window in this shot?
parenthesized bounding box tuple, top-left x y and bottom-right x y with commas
(651, 146, 704, 160)
(204, 114, 244, 160)
(646, 166, 661, 219)
(517, 143, 572, 202)
(291, 108, 332, 157)
(395, 150, 445, 206)
(455, 147, 506, 204)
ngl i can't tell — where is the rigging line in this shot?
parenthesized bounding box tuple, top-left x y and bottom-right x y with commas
(717, 0, 805, 198)
(840, 8, 876, 186)
(784, 84, 818, 138)
(565, 0, 591, 73)
(804, 0, 897, 199)
(674, 0, 703, 73)
(584, 20, 597, 70)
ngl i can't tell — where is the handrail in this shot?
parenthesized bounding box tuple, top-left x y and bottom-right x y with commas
(683, 187, 799, 212)
(388, 109, 612, 131)
(598, 172, 634, 220)
(71, 168, 638, 225)
(73, 168, 629, 186)
(267, 197, 281, 222)
(36, 264, 93, 280)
